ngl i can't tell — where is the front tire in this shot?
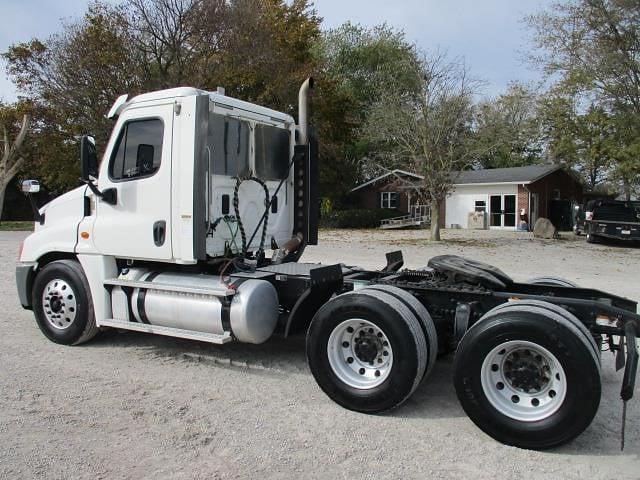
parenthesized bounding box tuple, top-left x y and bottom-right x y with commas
(454, 305, 601, 449)
(306, 291, 427, 413)
(32, 260, 98, 345)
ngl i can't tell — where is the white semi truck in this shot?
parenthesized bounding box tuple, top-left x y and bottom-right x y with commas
(15, 79, 639, 450)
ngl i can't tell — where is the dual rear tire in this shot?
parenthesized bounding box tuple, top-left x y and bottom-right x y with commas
(306, 287, 437, 413)
(453, 300, 601, 449)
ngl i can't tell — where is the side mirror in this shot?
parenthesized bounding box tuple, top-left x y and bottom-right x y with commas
(80, 135, 98, 181)
(22, 179, 40, 194)
(21, 179, 45, 224)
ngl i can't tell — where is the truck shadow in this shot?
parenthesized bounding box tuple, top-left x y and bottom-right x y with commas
(86, 329, 637, 455)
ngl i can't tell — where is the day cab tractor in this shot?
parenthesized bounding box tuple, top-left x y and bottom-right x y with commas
(15, 79, 639, 450)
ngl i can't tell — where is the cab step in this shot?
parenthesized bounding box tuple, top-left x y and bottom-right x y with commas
(97, 318, 233, 344)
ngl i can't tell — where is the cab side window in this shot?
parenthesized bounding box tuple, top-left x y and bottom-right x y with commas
(208, 113, 250, 177)
(110, 119, 164, 181)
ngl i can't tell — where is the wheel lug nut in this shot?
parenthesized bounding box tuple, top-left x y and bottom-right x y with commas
(347, 357, 354, 364)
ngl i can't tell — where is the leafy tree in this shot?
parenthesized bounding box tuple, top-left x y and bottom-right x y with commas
(538, 94, 579, 166)
(610, 111, 640, 199)
(311, 23, 421, 204)
(362, 53, 480, 241)
(538, 95, 617, 190)
(215, 0, 320, 110)
(474, 83, 543, 169)
(528, 0, 640, 196)
(573, 105, 615, 189)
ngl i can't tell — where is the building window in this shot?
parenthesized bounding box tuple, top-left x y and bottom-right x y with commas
(380, 192, 398, 209)
(552, 189, 561, 200)
(474, 200, 486, 212)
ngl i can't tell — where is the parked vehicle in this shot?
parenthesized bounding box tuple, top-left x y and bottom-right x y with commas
(15, 80, 639, 450)
(585, 199, 640, 244)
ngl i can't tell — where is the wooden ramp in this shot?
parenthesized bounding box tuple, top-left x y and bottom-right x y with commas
(380, 204, 431, 230)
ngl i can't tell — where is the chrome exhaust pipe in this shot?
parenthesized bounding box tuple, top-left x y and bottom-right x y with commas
(297, 77, 314, 145)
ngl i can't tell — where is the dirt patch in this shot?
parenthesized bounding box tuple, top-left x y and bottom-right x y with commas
(2, 230, 639, 479)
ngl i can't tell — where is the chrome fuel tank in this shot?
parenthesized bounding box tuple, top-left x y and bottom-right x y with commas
(123, 270, 279, 344)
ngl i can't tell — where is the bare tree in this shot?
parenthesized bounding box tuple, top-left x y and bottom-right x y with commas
(362, 53, 481, 240)
(123, 0, 227, 88)
(0, 109, 31, 221)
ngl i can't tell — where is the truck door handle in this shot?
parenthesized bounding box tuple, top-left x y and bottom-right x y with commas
(153, 221, 166, 247)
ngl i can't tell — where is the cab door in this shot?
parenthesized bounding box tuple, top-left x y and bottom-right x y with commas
(92, 103, 174, 260)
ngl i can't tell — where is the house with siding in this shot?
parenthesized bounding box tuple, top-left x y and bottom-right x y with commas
(349, 165, 584, 231)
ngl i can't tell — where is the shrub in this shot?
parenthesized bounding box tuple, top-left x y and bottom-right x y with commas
(321, 208, 404, 229)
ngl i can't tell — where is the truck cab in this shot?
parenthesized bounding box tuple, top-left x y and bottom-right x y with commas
(17, 80, 317, 340)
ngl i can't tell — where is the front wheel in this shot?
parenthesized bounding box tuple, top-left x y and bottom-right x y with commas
(454, 305, 601, 449)
(32, 260, 98, 345)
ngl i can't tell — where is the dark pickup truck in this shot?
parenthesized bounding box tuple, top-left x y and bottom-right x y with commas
(585, 199, 640, 244)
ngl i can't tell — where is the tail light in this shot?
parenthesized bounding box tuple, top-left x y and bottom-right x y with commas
(17, 241, 24, 261)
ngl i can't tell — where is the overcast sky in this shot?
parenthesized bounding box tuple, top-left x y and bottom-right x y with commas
(0, 0, 553, 103)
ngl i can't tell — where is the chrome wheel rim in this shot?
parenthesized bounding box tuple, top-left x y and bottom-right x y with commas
(42, 279, 77, 330)
(480, 340, 567, 422)
(327, 319, 393, 389)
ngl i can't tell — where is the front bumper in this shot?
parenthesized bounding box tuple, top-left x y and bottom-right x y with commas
(16, 262, 36, 310)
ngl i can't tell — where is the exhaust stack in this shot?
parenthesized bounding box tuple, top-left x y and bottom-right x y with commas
(297, 77, 314, 145)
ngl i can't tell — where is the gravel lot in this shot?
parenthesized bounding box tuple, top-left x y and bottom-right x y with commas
(1, 228, 639, 479)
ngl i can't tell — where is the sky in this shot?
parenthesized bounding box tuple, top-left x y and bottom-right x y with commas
(0, 0, 554, 103)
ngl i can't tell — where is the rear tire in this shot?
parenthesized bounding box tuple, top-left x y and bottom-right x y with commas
(32, 260, 98, 345)
(306, 291, 427, 413)
(454, 305, 601, 449)
(484, 300, 600, 363)
(362, 284, 438, 381)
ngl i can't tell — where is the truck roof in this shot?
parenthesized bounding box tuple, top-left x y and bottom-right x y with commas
(122, 87, 294, 124)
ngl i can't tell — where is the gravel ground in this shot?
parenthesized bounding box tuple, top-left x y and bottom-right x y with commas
(1, 229, 639, 479)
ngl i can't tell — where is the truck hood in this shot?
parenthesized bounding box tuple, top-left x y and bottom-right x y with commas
(20, 185, 89, 263)
(36, 185, 88, 232)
